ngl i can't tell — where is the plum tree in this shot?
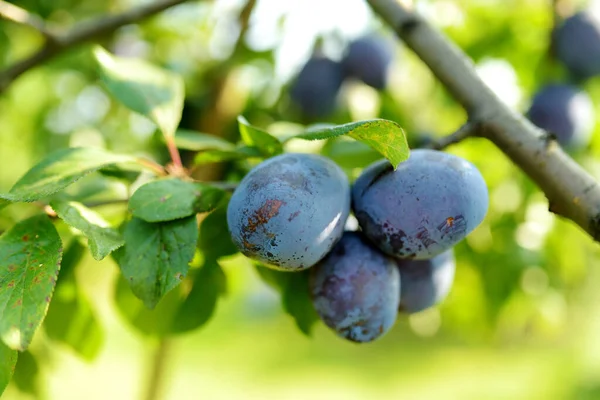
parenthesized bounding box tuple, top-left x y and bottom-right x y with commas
(352, 149, 488, 259)
(396, 249, 455, 313)
(309, 231, 400, 343)
(290, 56, 345, 118)
(341, 35, 394, 90)
(526, 83, 594, 149)
(227, 153, 350, 270)
(554, 11, 600, 80)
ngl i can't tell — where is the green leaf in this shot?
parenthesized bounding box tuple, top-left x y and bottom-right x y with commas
(322, 138, 383, 169)
(174, 129, 235, 151)
(129, 179, 226, 222)
(94, 46, 184, 138)
(0, 147, 137, 203)
(114, 275, 182, 337)
(170, 260, 226, 334)
(0, 215, 63, 351)
(0, 341, 17, 397)
(282, 270, 319, 336)
(50, 200, 124, 260)
(237, 116, 284, 156)
(11, 351, 40, 395)
(194, 146, 263, 165)
(254, 266, 319, 336)
(114, 216, 198, 309)
(199, 206, 238, 260)
(292, 119, 409, 168)
(44, 286, 104, 361)
(44, 240, 104, 361)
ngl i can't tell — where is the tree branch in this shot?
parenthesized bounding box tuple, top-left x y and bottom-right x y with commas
(0, 0, 195, 94)
(367, 0, 600, 241)
(425, 121, 482, 150)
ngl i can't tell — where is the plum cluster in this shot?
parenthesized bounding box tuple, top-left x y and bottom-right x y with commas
(290, 35, 393, 118)
(227, 149, 488, 343)
(525, 9, 600, 149)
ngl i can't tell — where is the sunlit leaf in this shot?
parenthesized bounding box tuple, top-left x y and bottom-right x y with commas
(293, 119, 409, 168)
(0, 147, 137, 203)
(237, 116, 284, 156)
(50, 200, 124, 260)
(129, 179, 225, 222)
(94, 46, 184, 138)
(0, 215, 63, 351)
(114, 216, 198, 309)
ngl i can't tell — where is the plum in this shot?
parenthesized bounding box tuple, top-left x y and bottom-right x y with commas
(342, 35, 394, 90)
(310, 231, 400, 343)
(396, 249, 455, 313)
(227, 153, 350, 271)
(554, 11, 600, 80)
(526, 84, 594, 149)
(352, 149, 488, 259)
(290, 56, 345, 118)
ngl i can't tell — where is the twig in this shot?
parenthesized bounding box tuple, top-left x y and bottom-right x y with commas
(0, 0, 57, 39)
(367, 0, 600, 241)
(0, 0, 195, 94)
(425, 122, 481, 150)
(142, 338, 172, 400)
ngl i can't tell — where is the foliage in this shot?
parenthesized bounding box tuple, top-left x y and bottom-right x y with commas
(2, 0, 600, 398)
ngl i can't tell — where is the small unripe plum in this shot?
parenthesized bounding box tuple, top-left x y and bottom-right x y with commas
(342, 35, 394, 90)
(397, 249, 455, 313)
(554, 11, 600, 80)
(290, 56, 345, 118)
(227, 153, 350, 270)
(310, 231, 400, 343)
(526, 84, 594, 149)
(352, 149, 488, 259)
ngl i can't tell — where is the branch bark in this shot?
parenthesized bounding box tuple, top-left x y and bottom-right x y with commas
(425, 122, 482, 150)
(0, 0, 195, 94)
(367, 0, 600, 241)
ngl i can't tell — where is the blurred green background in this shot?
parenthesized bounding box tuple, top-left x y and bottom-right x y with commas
(3, 0, 600, 399)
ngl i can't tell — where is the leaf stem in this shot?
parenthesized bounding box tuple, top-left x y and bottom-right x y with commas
(425, 121, 481, 150)
(142, 337, 172, 400)
(136, 158, 167, 177)
(165, 136, 184, 171)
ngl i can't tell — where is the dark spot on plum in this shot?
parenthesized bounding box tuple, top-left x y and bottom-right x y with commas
(22, 235, 29, 241)
(288, 210, 301, 222)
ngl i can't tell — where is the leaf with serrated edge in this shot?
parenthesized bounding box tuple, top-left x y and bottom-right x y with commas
(50, 200, 124, 260)
(0, 147, 137, 203)
(0, 215, 63, 351)
(115, 216, 197, 309)
(129, 179, 225, 223)
(237, 116, 283, 156)
(94, 46, 184, 138)
(0, 341, 17, 396)
(293, 119, 409, 169)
